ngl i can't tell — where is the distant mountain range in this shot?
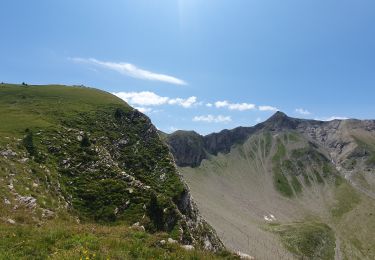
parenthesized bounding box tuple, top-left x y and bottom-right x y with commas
(165, 111, 375, 259)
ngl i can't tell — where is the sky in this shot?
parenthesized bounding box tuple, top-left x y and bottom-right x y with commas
(1, 0, 375, 135)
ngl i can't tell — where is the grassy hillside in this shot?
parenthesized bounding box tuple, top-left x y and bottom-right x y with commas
(0, 219, 235, 260)
(0, 84, 125, 136)
(0, 84, 231, 259)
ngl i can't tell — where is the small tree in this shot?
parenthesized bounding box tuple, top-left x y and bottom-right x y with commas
(114, 108, 125, 120)
(81, 133, 91, 147)
(23, 129, 37, 156)
(148, 193, 164, 231)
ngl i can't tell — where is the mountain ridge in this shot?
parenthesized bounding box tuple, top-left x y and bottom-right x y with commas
(165, 111, 370, 168)
(166, 111, 375, 259)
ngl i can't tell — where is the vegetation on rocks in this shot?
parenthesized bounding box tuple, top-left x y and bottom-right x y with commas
(0, 84, 226, 258)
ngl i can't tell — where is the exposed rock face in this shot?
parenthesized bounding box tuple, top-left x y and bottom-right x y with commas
(165, 127, 259, 167)
(204, 126, 258, 155)
(167, 131, 206, 167)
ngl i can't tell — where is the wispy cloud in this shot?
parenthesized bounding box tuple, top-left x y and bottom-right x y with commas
(315, 116, 349, 121)
(214, 100, 278, 112)
(70, 57, 187, 85)
(259, 105, 278, 112)
(295, 108, 311, 115)
(113, 91, 197, 108)
(168, 96, 197, 108)
(193, 115, 232, 123)
(214, 100, 256, 111)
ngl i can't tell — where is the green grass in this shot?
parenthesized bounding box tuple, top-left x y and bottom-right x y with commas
(0, 221, 235, 260)
(267, 221, 335, 260)
(263, 132, 272, 156)
(303, 173, 312, 186)
(272, 139, 286, 164)
(273, 167, 294, 197)
(288, 132, 300, 142)
(0, 84, 126, 136)
(352, 135, 375, 167)
(272, 139, 294, 197)
(313, 169, 324, 184)
(291, 176, 302, 194)
(331, 177, 361, 219)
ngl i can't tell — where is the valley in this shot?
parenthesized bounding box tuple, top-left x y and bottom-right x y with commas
(167, 112, 375, 259)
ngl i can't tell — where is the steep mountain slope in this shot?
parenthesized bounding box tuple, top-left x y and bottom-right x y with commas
(0, 84, 230, 259)
(166, 112, 375, 260)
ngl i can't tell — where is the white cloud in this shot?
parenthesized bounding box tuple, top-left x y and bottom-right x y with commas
(113, 91, 197, 108)
(134, 107, 153, 113)
(214, 100, 256, 111)
(215, 100, 229, 108)
(214, 100, 278, 112)
(259, 105, 278, 112)
(255, 117, 262, 123)
(192, 115, 232, 123)
(315, 116, 348, 121)
(206, 103, 213, 107)
(295, 108, 311, 115)
(71, 57, 187, 85)
(229, 103, 256, 111)
(168, 96, 197, 108)
(114, 91, 168, 106)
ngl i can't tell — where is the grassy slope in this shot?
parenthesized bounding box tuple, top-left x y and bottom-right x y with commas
(0, 84, 125, 136)
(180, 131, 375, 259)
(0, 220, 234, 260)
(0, 84, 233, 259)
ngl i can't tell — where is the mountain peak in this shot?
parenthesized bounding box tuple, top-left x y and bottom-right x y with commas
(268, 111, 288, 120)
(263, 111, 298, 130)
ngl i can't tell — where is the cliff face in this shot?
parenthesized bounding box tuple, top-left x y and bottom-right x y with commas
(0, 84, 224, 251)
(166, 131, 207, 167)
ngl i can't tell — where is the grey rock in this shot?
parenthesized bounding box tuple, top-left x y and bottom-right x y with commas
(167, 238, 178, 244)
(181, 245, 194, 250)
(7, 218, 16, 224)
(17, 196, 37, 208)
(1, 149, 17, 157)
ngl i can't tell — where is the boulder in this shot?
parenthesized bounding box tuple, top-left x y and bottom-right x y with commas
(181, 245, 194, 251)
(167, 238, 178, 244)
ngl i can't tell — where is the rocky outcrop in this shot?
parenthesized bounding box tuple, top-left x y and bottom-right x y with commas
(167, 131, 207, 167)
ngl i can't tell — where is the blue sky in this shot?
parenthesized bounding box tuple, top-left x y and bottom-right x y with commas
(1, 0, 375, 134)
